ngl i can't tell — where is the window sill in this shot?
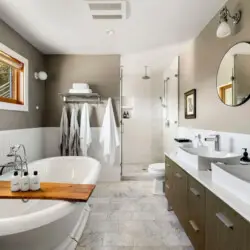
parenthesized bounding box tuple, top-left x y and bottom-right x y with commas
(0, 102, 28, 112)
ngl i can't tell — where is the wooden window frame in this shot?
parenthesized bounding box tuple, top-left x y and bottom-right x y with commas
(219, 83, 232, 103)
(0, 42, 28, 112)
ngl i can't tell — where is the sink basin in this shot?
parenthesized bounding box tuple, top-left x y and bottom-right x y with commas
(180, 147, 240, 160)
(177, 146, 241, 170)
(212, 163, 250, 205)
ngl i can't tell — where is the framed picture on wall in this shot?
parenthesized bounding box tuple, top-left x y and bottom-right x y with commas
(184, 89, 196, 119)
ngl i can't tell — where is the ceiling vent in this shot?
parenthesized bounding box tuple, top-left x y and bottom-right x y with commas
(86, 0, 127, 20)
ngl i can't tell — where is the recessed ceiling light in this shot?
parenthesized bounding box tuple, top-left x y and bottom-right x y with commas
(106, 29, 115, 36)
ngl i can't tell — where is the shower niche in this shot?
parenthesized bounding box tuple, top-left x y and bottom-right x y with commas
(122, 96, 134, 119)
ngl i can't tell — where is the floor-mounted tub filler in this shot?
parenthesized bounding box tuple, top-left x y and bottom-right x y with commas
(0, 156, 101, 250)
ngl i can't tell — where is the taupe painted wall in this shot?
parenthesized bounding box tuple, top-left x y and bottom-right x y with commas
(44, 55, 120, 127)
(0, 19, 45, 130)
(179, 0, 250, 134)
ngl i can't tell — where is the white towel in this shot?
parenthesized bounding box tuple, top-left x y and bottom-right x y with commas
(69, 106, 80, 156)
(73, 83, 89, 90)
(69, 89, 92, 94)
(100, 98, 120, 166)
(59, 106, 69, 156)
(80, 103, 92, 156)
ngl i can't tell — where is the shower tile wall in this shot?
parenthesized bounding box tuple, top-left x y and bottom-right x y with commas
(121, 71, 164, 178)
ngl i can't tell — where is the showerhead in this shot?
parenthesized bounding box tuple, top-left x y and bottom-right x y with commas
(142, 66, 150, 80)
(142, 75, 150, 80)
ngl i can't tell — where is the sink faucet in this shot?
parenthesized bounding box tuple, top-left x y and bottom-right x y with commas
(204, 135, 220, 151)
(0, 144, 28, 176)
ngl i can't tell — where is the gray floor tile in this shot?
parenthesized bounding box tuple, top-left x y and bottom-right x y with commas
(103, 233, 134, 247)
(78, 181, 193, 250)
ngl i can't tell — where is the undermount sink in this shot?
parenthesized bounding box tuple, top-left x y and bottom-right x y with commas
(177, 146, 241, 170)
(211, 163, 250, 205)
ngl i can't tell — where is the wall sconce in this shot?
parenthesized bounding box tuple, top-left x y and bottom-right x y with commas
(216, 6, 241, 38)
(34, 71, 48, 81)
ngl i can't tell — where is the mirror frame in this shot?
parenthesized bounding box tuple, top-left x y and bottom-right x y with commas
(216, 41, 250, 107)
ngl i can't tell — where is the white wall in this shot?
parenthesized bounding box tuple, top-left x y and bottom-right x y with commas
(217, 53, 233, 87)
(0, 127, 120, 182)
(0, 128, 44, 165)
(43, 127, 121, 182)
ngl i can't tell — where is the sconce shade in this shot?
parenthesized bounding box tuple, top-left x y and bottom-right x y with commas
(34, 71, 48, 81)
(216, 21, 231, 38)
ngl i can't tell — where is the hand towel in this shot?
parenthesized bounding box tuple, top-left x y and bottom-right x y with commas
(80, 103, 92, 156)
(59, 106, 69, 156)
(69, 105, 80, 156)
(100, 98, 120, 166)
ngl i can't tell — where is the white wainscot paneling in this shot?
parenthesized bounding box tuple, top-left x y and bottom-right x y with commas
(177, 127, 250, 155)
(43, 127, 121, 182)
(0, 128, 44, 165)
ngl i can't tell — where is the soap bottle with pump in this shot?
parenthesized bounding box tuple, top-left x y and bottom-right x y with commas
(21, 171, 30, 191)
(30, 171, 40, 191)
(194, 134, 203, 148)
(11, 171, 20, 192)
(240, 148, 250, 165)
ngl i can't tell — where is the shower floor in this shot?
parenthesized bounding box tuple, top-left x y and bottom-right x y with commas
(122, 164, 151, 181)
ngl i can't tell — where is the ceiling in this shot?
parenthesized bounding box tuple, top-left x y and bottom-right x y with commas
(0, 0, 225, 55)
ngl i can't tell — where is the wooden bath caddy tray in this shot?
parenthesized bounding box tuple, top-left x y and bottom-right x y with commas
(0, 181, 96, 202)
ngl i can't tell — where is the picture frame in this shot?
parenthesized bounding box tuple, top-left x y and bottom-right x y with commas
(184, 89, 196, 119)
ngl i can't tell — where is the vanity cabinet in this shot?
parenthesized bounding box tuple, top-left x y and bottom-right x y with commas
(165, 156, 188, 231)
(165, 155, 250, 250)
(205, 190, 250, 250)
(187, 176, 206, 250)
(165, 157, 173, 206)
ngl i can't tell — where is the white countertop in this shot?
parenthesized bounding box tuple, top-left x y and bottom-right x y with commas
(165, 151, 250, 223)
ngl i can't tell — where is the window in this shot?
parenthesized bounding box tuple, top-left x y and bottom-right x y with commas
(0, 42, 28, 112)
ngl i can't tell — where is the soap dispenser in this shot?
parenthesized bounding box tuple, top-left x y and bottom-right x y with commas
(11, 171, 20, 192)
(30, 171, 40, 191)
(21, 171, 30, 191)
(240, 148, 250, 165)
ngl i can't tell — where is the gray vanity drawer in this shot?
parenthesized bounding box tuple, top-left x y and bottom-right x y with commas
(187, 176, 206, 250)
(205, 190, 249, 250)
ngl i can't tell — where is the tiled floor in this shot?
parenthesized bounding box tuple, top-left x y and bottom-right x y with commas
(122, 164, 151, 180)
(77, 181, 194, 250)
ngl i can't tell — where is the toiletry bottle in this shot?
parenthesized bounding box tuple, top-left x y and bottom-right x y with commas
(30, 171, 40, 191)
(240, 148, 250, 164)
(11, 171, 20, 192)
(21, 171, 30, 191)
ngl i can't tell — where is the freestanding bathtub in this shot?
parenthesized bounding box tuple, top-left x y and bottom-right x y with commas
(0, 156, 101, 250)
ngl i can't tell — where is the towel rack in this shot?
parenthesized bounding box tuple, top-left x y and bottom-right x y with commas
(59, 93, 102, 104)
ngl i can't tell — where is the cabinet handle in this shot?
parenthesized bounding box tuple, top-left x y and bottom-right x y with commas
(166, 183, 170, 189)
(189, 187, 200, 197)
(216, 212, 234, 229)
(175, 172, 182, 179)
(189, 220, 199, 232)
(166, 164, 171, 168)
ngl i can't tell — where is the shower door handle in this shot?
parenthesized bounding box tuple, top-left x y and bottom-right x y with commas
(120, 120, 124, 134)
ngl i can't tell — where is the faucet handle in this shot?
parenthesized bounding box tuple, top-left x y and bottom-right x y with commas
(195, 133, 202, 140)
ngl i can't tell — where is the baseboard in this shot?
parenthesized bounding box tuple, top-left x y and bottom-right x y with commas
(121, 176, 152, 181)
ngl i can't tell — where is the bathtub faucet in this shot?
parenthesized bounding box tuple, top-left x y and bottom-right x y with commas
(4, 144, 29, 176)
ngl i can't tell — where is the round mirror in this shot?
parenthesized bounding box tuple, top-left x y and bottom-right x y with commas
(217, 42, 250, 106)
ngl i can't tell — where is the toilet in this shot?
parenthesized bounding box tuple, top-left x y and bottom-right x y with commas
(148, 163, 165, 195)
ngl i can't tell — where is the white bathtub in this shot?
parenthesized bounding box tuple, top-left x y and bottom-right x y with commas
(0, 156, 101, 250)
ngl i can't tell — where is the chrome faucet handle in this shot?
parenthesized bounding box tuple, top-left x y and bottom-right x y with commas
(7, 144, 27, 162)
(209, 134, 220, 140)
(7, 146, 17, 157)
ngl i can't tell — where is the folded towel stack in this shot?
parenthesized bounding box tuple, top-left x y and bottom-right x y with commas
(69, 83, 93, 94)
